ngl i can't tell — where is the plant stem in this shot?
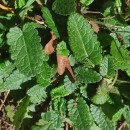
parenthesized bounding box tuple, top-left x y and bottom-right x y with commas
(111, 70, 118, 87)
(118, 121, 127, 130)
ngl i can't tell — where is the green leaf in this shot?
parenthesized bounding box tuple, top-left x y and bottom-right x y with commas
(80, 85, 88, 98)
(111, 26, 130, 48)
(68, 13, 102, 65)
(0, 60, 14, 80)
(24, 0, 35, 8)
(102, 1, 115, 16)
(110, 40, 130, 70)
(36, 62, 56, 86)
(68, 97, 93, 130)
(92, 91, 110, 105)
(51, 76, 77, 99)
(111, 41, 129, 61)
(52, 0, 76, 16)
(90, 123, 101, 130)
(0, 79, 4, 92)
(14, 96, 30, 130)
(42, 7, 60, 38)
(34, 111, 64, 129)
(80, 0, 94, 6)
(91, 79, 116, 105)
(32, 123, 53, 130)
(100, 56, 115, 78)
(56, 41, 69, 56)
(4, 70, 30, 90)
(29, 22, 46, 29)
(112, 108, 123, 122)
(15, 0, 26, 8)
(75, 67, 102, 83)
(0, 34, 3, 47)
(69, 55, 76, 66)
(52, 98, 67, 114)
(27, 85, 47, 104)
(7, 23, 48, 77)
(5, 105, 15, 122)
(90, 104, 115, 130)
(123, 105, 130, 125)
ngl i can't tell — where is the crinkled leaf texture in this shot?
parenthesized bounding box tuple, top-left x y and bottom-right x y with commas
(90, 104, 116, 130)
(56, 41, 69, 56)
(52, 0, 76, 16)
(7, 23, 48, 77)
(92, 91, 110, 105)
(42, 7, 60, 38)
(27, 85, 47, 104)
(75, 67, 102, 83)
(0, 60, 14, 80)
(4, 70, 30, 90)
(111, 26, 130, 48)
(51, 76, 77, 99)
(0, 60, 14, 92)
(32, 111, 64, 130)
(110, 40, 130, 71)
(68, 13, 102, 65)
(100, 56, 115, 78)
(68, 98, 93, 130)
(36, 62, 56, 86)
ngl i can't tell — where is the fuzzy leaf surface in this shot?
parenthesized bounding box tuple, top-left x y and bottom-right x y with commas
(7, 23, 47, 77)
(90, 104, 115, 130)
(0, 60, 14, 80)
(100, 56, 115, 78)
(27, 85, 47, 104)
(4, 70, 30, 90)
(68, 13, 102, 64)
(51, 76, 77, 99)
(56, 41, 69, 56)
(36, 62, 56, 86)
(110, 40, 130, 70)
(75, 67, 102, 83)
(68, 97, 92, 130)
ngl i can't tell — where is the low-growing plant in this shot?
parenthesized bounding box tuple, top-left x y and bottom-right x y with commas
(0, 0, 130, 130)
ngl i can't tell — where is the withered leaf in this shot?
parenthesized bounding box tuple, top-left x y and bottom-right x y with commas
(89, 20, 99, 33)
(34, 15, 43, 21)
(44, 32, 56, 54)
(57, 54, 66, 75)
(57, 54, 75, 80)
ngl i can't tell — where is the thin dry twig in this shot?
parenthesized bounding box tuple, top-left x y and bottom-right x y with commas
(0, 90, 10, 111)
(65, 122, 69, 130)
(83, 11, 104, 15)
(25, 16, 47, 27)
(118, 121, 127, 130)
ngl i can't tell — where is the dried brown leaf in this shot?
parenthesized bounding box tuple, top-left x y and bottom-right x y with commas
(57, 54, 75, 81)
(89, 20, 99, 33)
(57, 54, 66, 75)
(44, 32, 57, 54)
